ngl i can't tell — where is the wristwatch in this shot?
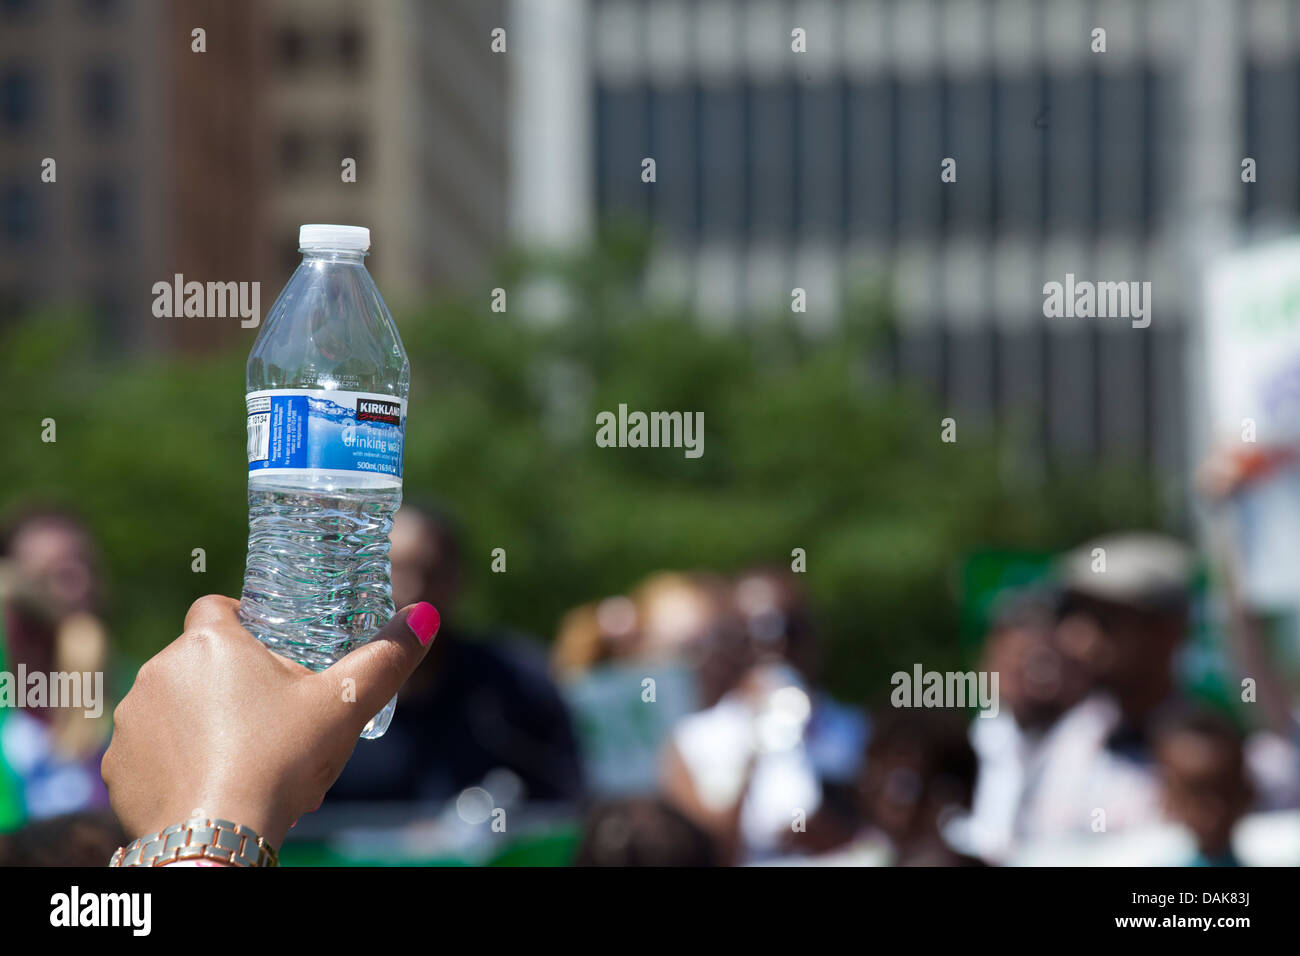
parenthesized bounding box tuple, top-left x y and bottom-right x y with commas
(109, 817, 279, 867)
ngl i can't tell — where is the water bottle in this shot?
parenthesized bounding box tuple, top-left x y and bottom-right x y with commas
(240, 224, 409, 739)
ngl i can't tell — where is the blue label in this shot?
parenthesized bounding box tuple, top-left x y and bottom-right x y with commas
(247, 389, 405, 479)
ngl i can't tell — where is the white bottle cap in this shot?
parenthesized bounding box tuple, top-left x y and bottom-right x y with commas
(299, 224, 371, 252)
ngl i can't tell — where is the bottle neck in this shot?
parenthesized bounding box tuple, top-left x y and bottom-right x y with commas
(301, 248, 367, 265)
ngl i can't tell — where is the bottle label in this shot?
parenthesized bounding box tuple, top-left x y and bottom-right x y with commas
(246, 389, 405, 480)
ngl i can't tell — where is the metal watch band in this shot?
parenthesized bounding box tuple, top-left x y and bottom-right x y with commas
(109, 817, 279, 868)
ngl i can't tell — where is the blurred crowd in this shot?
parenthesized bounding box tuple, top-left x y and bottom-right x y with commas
(2, 499, 1299, 867)
(561, 530, 1300, 867)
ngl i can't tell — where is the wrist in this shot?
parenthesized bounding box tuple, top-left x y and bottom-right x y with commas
(146, 793, 290, 852)
(110, 813, 282, 868)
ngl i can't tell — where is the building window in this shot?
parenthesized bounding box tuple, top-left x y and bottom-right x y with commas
(83, 66, 121, 132)
(337, 24, 363, 73)
(1, 0, 37, 18)
(276, 26, 306, 70)
(279, 129, 308, 174)
(1, 184, 37, 242)
(87, 179, 122, 240)
(82, 0, 121, 18)
(338, 129, 364, 168)
(1, 70, 35, 131)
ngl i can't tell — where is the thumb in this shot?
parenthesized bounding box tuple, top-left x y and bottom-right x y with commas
(319, 602, 440, 731)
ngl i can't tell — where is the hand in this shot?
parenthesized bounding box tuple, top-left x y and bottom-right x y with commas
(101, 595, 440, 854)
(1196, 444, 1297, 500)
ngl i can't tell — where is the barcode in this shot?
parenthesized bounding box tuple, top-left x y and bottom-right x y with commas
(247, 412, 270, 462)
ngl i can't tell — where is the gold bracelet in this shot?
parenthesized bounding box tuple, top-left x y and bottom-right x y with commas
(109, 818, 279, 867)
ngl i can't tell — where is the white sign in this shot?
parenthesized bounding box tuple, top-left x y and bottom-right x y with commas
(561, 662, 695, 796)
(1205, 237, 1300, 446)
(1205, 238, 1300, 609)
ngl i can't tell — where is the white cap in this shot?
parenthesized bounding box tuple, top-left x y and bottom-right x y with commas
(1059, 532, 1194, 612)
(298, 224, 370, 252)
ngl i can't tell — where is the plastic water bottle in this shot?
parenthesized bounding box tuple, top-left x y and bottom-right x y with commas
(240, 224, 409, 739)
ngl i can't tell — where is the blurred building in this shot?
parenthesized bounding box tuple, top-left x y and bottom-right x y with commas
(0, 0, 507, 350)
(165, 2, 269, 353)
(0, 0, 172, 348)
(263, 0, 508, 305)
(510, 0, 1300, 479)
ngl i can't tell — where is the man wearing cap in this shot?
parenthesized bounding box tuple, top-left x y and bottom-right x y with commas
(1010, 533, 1196, 849)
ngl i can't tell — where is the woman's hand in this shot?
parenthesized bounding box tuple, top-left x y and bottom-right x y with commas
(101, 595, 439, 853)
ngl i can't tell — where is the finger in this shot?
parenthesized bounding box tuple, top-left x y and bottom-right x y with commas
(316, 602, 439, 728)
(184, 594, 241, 631)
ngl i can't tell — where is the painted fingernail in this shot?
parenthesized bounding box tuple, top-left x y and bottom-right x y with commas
(407, 602, 440, 646)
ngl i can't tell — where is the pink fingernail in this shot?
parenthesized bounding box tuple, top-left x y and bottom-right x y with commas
(407, 602, 440, 646)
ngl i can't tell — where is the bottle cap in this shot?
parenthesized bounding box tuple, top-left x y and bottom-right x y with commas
(299, 224, 370, 252)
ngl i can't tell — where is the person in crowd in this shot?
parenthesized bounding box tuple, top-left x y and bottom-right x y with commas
(964, 588, 1092, 862)
(1010, 532, 1195, 844)
(659, 567, 866, 863)
(1154, 707, 1253, 867)
(855, 708, 985, 866)
(0, 506, 112, 827)
(554, 571, 754, 706)
(550, 575, 739, 801)
(326, 502, 584, 806)
(0, 809, 125, 866)
(1194, 452, 1300, 812)
(550, 594, 640, 681)
(974, 534, 1297, 862)
(634, 571, 752, 710)
(573, 797, 720, 867)
(737, 567, 868, 854)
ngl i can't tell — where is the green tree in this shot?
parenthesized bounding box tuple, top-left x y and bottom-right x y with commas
(1, 234, 1163, 703)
